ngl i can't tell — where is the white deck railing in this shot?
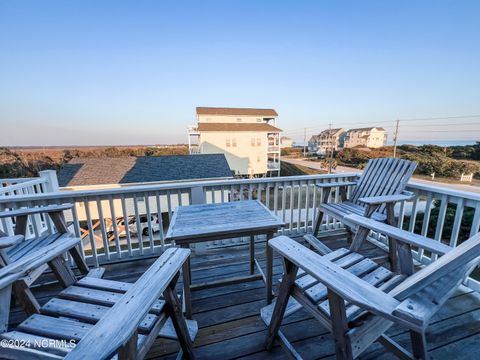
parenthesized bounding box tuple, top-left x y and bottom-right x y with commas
(0, 172, 479, 289)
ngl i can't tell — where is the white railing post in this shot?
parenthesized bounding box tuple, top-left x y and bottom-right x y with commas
(39, 170, 60, 193)
(191, 186, 206, 205)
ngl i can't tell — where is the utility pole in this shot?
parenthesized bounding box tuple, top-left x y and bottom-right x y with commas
(393, 119, 400, 158)
(328, 123, 333, 174)
(303, 127, 306, 157)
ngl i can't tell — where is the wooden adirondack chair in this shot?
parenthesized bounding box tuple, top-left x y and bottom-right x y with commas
(0, 204, 90, 314)
(262, 214, 480, 360)
(0, 237, 197, 359)
(306, 157, 417, 269)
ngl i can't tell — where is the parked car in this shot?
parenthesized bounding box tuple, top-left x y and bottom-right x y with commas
(107, 215, 160, 238)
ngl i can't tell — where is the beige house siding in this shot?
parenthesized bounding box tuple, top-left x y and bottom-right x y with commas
(192, 108, 281, 176)
(199, 131, 268, 176)
(344, 128, 386, 148)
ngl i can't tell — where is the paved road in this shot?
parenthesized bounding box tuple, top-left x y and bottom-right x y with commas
(283, 157, 480, 194)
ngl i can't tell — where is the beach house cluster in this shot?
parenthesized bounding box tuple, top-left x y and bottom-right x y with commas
(308, 127, 387, 155)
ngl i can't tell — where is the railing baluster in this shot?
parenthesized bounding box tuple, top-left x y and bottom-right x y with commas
(450, 198, 464, 247)
(305, 181, 310, 232)
(289, 182, 294, 233)
(120, 195, 133, 257)
(84, 199, 99, 268)
(144, 193, 154, 251)
(70, 204, 85, 258)
(108, 196, 122, 259)
(96, 197, 110, 261)
(133, 194, 144, 255)
(470, 203, 480, 238)
(432, 195, 448, 261)
(266, 183, 271, 210)
(418, 194, 433, 260)
(155, 191, 165, 251)
(296, 181, 302, 233)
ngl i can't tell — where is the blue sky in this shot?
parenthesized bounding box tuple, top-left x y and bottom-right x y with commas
(1, 1, 479, 146)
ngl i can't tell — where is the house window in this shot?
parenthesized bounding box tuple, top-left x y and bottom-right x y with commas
(251, 138, 256, 146)
(232, 138, 237, 147)
(226, 138, 231, 147)
(256, 138, 261, 146)
(257, 156, 261, 162)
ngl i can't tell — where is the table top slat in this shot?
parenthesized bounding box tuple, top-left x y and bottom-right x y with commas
(165, 200, 285, 242)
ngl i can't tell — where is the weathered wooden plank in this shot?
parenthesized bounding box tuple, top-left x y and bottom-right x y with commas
(65, 247, 190, 360)
(59, 285, 166, 314)
(41, 298, 158, 333)
(17, 313, 92, 341)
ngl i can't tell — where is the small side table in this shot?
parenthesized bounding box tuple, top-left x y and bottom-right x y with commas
(165, 200, 285, 318)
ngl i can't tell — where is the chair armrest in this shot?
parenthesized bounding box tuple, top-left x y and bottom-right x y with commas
(0, 235, 24, 249)
(0, 204, 73, 219)
(345, 214, 452, 256)
(315, 181, 358, 188)
(269, 236, 400, 319)
(65, 247, 191, 360)
(358, 191, 415, 206)
(0, 234, 80, 289)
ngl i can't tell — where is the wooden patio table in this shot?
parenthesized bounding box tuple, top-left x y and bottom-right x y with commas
(165, 200, 285, 318)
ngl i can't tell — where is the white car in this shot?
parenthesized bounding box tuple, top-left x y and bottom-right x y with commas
(107, 215, 160, 238)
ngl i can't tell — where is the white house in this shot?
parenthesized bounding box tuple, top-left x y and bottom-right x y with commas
(344, 127, 387, 148)
(280, 137, 294, 148)
(308, 128, 345, 155)
(188, 107, 282, 177)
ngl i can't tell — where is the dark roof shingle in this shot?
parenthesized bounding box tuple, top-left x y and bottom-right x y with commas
(196, 107, 278, 116)
(57, 155, 232, 187)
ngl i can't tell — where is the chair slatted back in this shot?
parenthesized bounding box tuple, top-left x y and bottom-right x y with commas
(391, 232, 480, 300)
(351, 158, 417, 213)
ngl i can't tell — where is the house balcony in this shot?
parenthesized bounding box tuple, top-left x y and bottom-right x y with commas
(1, 172, 480, 359)
(267, 145, 280, 152)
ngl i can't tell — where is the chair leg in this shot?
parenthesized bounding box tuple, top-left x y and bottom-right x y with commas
(410, 331, 429, 359)
(163, 275, 196, 360)
(12, 280, 40, 315)
(312, 210, 325, 237)
(265, 259, 298, 350)
(328, 290, 353, 360)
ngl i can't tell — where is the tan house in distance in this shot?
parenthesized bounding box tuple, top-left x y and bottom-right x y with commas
(188, 107, 282, 177)
(280, 136, 294, 148)
(344, 127, 387, 148)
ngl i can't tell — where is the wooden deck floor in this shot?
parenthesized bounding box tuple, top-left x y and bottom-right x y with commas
(11, 231, 480, 359)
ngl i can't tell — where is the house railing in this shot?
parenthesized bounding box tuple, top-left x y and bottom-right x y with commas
(0, 172, 479, 289)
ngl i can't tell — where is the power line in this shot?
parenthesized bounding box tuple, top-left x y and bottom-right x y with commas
(398, 114, 480, 122)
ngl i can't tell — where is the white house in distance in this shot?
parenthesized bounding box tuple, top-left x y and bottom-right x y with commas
(344, 127, 387, 148)
(280, 136, 294, 148)
(308, 128, 345, 155)
(188, 107, 282, 177)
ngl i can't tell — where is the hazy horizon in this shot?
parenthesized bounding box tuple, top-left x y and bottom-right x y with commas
(1, 1, 479, 146)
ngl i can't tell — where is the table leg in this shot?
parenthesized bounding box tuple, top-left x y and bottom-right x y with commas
(249, 235, 255, 275)
(266, 231, 274, 304)
(181, 244, 192, 319)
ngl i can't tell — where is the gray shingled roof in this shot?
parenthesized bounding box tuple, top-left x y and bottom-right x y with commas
(57, 155, 233, 187)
